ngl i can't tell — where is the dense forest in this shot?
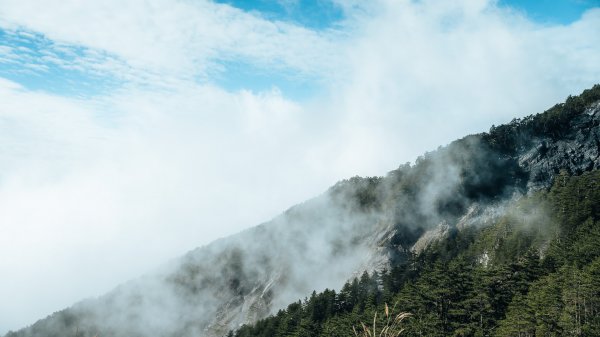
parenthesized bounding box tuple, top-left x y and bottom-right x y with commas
(231, 85, 600, 337)
(232, 169, 600, 337)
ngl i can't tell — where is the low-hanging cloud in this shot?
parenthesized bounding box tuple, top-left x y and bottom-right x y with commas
(1, 0, 600, 334)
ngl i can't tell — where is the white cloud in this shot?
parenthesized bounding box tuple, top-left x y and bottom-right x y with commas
(317, 1, 600, 176)
(1, 0, 600, 334)
(0, 80, 335, 332)
(0, 0, 341, 82)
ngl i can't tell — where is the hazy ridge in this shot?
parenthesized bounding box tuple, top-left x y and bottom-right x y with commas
(6, 85, 600, 337)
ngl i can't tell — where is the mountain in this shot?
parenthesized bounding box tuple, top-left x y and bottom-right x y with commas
(231, 88, 600, 336)
(6, 85, 600, 337)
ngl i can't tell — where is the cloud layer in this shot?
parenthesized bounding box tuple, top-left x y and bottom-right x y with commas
(1, 0, 600, 333)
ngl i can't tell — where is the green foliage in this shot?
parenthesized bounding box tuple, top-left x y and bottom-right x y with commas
(232, 169, 600, 337)
(484, 84, 600, 153)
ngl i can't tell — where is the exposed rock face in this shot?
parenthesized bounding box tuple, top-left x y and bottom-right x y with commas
(411, 221, 451, 254)
(8, 98, 600, 337)
(519, 102, 600, 191)
(379, 101, 600, 262)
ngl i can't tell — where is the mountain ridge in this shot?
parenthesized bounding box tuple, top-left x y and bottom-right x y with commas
(6, 84, 600, 337)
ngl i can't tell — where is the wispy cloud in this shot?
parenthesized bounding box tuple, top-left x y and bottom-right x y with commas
(0, 0, 342, 90)
(1, 0, 599, 334)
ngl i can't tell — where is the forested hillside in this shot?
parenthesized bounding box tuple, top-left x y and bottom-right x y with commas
(232, 169, 600, 336)
(230, 85, 600, 337)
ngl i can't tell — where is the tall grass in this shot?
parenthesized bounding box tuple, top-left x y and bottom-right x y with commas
(353, 303, 412, 337)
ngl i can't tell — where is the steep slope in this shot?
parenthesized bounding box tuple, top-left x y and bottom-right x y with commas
(231, 88, 600, 337)
(5, 85, 600, 337)
(233, 169, 600, 336)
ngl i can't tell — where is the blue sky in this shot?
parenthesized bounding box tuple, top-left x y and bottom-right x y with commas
(501, 0, 600, 24)
(214, 0, 345, 29)
(1, 0, 600, 334)
(0, 29, 121, 97)
(0, 0, 598, 99)
(213, 60, 321, 99)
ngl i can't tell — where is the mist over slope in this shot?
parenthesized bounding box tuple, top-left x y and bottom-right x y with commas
(233, 86, 600, 337)
(6, 85, 600, 337)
